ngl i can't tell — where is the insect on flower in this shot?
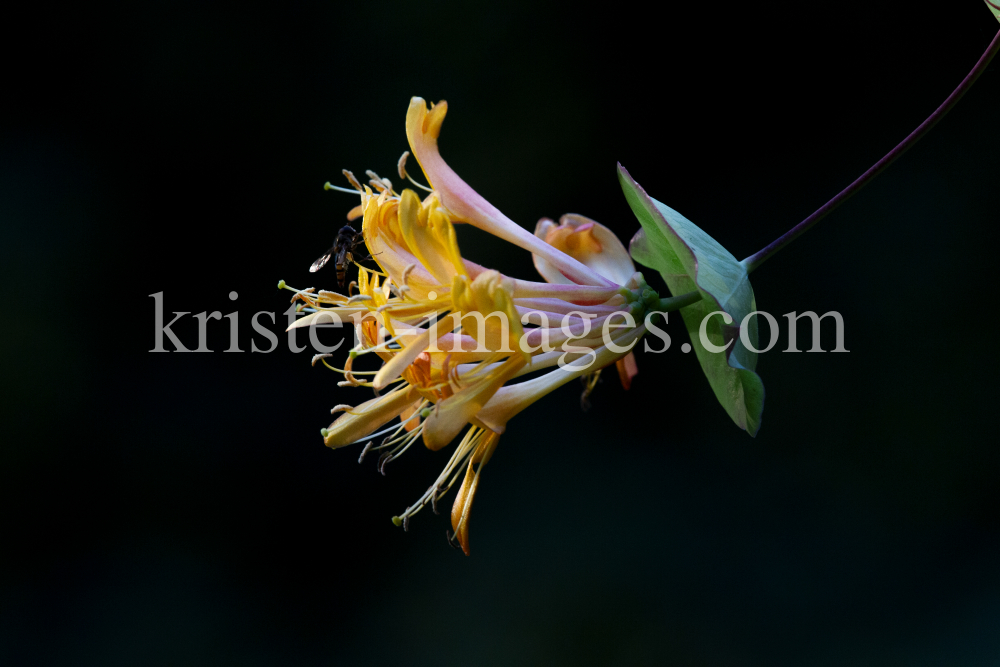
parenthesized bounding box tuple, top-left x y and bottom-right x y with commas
(280, 97, 669, 555)
(309, 223, 367, 291)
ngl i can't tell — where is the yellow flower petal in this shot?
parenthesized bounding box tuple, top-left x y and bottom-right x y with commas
(475, 324, 646, 432)
(398, 189, 466, 284)
(324, 386, 421, 448)
(450, 430, 499, 556)
(422, 354, 526, 450)
(373, 312, 460, 391)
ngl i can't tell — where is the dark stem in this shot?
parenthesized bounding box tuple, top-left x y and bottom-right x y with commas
(742, 28, 1000, 274)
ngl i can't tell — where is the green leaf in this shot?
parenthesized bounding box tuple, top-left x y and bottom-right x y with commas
(618, 164, 765, 436)
(986, 1, 1000, 23)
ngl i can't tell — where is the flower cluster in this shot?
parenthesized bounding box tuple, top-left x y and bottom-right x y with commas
(282, 98, 660, 554)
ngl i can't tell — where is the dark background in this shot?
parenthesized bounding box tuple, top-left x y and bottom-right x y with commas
(3, 2, 999, 665)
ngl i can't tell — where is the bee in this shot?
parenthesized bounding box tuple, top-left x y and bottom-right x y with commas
(310, 224, 367, 289)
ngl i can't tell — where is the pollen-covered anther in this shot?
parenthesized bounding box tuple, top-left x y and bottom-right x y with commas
(312, 353, 334, 367)
(401, 263, 416, 286)
(365, 170, 393, 193)
(342, 169, 363, 192)
(346, 294, 372, 304)
(397, 151, 410, 179)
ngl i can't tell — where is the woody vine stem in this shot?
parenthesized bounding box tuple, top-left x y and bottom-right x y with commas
(742, 28, 1000, 274)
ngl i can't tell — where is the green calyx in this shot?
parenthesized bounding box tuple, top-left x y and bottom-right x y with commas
(622, 276, 661, 319)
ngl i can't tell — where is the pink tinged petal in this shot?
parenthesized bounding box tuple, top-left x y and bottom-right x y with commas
(531, 219, 573, 285)
(422, 354, 527, 451)
(513, 297, 622, 316)
(324, 386, 421, 448)
(476, 325, 647, 432)
(615, 352, 639, 390)
(510, 278, 625, 306)
(404, 97, 615, 288)
(534, 214, 636, 286)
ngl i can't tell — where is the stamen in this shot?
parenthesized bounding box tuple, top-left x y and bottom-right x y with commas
(579, 370, 603, 412)
(320, 359, 378, 375)
(378, 451, 391, 476)
(337, 379, 369, 387)
(396, 150, 434, 192)
(347, 294, 373, 304)
(312, 353, 334, 367)
(446, 530, 462, 550)
(401, 263, 416, 286)
(342, 169, 364, 192)
(365, 170, 393, 193)
(324, 182, 362, 195)
(393, 426, 484, 528)
(354, 261, 387, 277)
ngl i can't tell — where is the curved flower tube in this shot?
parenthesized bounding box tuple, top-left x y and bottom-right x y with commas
(533, 215, 640, 389)
(405, 98, 616, 289)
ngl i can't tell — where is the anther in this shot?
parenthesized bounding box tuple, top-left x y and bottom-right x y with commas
(342, 170, 364, 192)
(347, 294, 372, 304)
(446, 529, 462, 550)
(312, 353, 334, 367)
(397, 151, 410, 179)
(330, 404, 353, 415)
(358, 441, 372, 464)
(401, 263, 416, 286)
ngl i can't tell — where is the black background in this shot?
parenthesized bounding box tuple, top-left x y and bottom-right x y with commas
(3, 2, 1000, 665)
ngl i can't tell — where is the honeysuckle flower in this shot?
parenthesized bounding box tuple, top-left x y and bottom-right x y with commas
(281, 97, 660, 555)
(534, 214, 640, 391)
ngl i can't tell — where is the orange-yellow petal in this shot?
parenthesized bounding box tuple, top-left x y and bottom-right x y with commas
(324, 386, 421, 448)
(423, 354, 526, 450)
(534, 214, 635, 287)
(450, 430, 500, 556)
